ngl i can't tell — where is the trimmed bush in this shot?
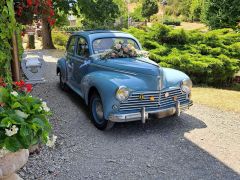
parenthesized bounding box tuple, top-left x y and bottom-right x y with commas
(163, 18, 181, 26)
(124, 23, 240, 87)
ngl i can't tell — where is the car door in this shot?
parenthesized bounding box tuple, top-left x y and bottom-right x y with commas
(66, 35, 77, 84)
(71, 36, 90, 90)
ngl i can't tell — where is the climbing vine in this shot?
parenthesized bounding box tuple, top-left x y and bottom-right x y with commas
(0, 0, 23, 82)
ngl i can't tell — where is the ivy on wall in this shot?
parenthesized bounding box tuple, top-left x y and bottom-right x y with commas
(0, 0, 23, 82)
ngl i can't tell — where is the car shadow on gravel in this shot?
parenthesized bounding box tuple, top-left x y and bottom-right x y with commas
(62, 85, 239, 179)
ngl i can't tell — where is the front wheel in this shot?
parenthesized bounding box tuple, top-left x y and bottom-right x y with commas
(90, 93, 114, 130)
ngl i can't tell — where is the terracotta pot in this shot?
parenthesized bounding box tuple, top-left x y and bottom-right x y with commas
(0, 149, 29, 180)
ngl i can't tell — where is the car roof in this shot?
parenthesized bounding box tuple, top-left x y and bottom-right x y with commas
(72, 30, 137, 41)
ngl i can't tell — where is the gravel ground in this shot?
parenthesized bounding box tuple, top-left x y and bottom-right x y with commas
(19, 50, 240, 180)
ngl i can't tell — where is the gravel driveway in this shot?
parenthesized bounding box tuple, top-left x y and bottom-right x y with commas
(19, 50, 240, 180)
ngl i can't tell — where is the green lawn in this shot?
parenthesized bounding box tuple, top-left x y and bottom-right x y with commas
(192, 87, 240, 113)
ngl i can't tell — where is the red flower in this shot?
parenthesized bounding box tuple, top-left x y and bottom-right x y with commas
(25, 84, 33, 93)
(0, 78, 6, 87)
(13, 80, 33, 93)
(14, 80, 25, 87)
(27, 0, 33, 7)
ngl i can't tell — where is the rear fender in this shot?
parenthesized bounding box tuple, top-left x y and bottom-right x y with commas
(57, 58, 67, 83)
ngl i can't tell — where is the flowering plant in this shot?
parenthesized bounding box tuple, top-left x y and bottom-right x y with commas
(100, 42, 149, 59)
(0, 79, 55, 157)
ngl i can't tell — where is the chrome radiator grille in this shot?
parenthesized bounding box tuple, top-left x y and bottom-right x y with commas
(119, 88, 189, 112)
(160, 88, 188, 109)
(119, 92, 160, 111)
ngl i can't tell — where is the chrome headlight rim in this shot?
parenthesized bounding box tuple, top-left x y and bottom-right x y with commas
(181, 79, 192, 93)
(115, 86, 130, 102)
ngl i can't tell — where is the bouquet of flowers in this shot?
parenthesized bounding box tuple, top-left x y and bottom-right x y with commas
(0, 78, 56, 157)
(100, 42, 149, 59)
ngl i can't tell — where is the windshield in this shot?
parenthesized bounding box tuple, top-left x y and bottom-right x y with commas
(93, 37, 140, 54)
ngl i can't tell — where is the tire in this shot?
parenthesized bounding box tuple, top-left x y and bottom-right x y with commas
(90, 93, 115, 130)
(59, 71, 68, 91)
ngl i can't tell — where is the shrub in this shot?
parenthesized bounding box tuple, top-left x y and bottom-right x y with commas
(228, 42, 240, 58)
(163, 18, 181, 26)
(60, 26, 82, 32)
(124, 23, 240, 87)
(52, 31, 70, 50)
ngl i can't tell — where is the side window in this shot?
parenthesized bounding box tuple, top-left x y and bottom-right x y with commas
(67, 36, 76, 54)
(76, 37, 90, 58)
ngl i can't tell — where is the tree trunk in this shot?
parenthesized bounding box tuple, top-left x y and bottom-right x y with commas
(41, 18, 55, 49)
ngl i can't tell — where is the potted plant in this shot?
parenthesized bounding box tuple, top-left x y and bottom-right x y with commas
(0, 79, 56, 180)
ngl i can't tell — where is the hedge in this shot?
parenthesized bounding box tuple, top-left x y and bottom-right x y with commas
(124, 24, 240, 87)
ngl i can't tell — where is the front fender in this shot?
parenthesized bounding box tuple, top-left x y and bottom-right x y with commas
(57, 58, 67, 82)
(162, 68, 190, 89)
(81, 71, 149, 119)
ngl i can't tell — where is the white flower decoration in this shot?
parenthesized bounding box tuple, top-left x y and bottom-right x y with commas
(46, 135, 57, 148)
(5, 125, 19, 137)
(127, 44, 133, 49)
(0, 147, 10, 158)
(115, 43, 122, 50)
(15, 110, 29, 119)
(11, 91, 18, 97)
(42, 101, 50, 112)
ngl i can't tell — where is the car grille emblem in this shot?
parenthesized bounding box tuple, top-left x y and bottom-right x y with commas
(139, 94, 145, 100)
(149, 96, 155, 101)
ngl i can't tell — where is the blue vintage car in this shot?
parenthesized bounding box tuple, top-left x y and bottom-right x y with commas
(57, 30, 193, 130)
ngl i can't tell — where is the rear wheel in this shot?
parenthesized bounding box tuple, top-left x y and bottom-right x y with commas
(90, 93, 114, 130)
(59, 71, 68, 91)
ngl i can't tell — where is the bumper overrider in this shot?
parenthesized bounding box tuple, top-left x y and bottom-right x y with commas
(108, 100, 193, 123)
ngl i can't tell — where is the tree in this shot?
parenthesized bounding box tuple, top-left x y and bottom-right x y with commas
(14, 0, 76, 49)
(76, 0, 120, 29)
(203, 0, 240, 29)
(142, 0, 159, 22)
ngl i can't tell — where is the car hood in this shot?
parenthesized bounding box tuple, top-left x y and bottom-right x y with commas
(93, 57, 161, 76)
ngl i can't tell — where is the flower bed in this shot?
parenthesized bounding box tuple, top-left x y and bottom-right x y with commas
(0, 79, 56, 157)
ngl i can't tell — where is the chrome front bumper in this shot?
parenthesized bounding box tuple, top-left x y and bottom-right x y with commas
(108, 100, 193, 123)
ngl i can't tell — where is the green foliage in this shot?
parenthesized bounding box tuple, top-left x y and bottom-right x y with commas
(124, 24, 240, 87)
(52, 31, 70, 50)
(130, 4, 144, 22)
(142, 0, 158, 21)
(58, 26, 82, 32)
(77, 0, 120, 29)
(163, 17, 181, 26)
(0, 85, 52, 152)
(28, 35, 35, 49)
(0, 0, 22, 82)
(203, 0, 240, 29)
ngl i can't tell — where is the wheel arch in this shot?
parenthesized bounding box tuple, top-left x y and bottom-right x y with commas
(87, 86, 99, 105)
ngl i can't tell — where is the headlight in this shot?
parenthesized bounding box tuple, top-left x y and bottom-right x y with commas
(181, 79, 192, 93)
(116, 86, 130, 101)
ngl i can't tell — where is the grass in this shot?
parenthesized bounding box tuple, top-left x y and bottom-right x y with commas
(175, 22, 208, 31)
(192, 87, 240, 113)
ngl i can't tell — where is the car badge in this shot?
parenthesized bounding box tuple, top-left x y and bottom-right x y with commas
(164, 92, 169, 98)
(150, 96, 155, 101)
(173, 96, 178, 101)
(139, 94, 145, 100)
